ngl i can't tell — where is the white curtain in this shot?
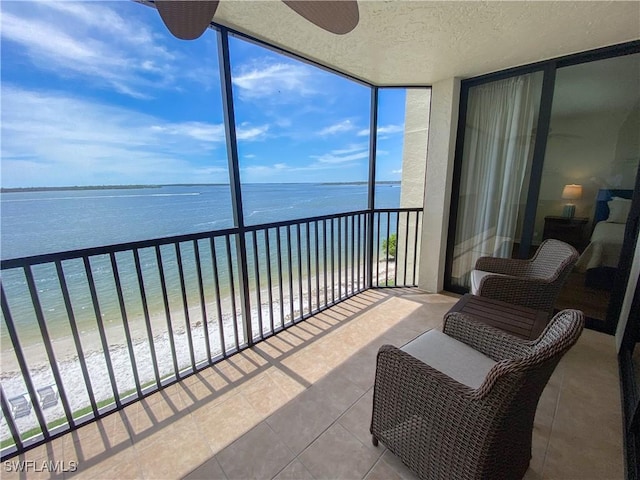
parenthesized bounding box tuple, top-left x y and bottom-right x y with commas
(452, 74, 541, 287)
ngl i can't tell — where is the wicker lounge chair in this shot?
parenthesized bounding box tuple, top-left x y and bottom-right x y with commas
(370, 309, 584, 480)
(37, 385, 59, 410)
(471, 239, 579, 317)
(9, 395, 31, 419)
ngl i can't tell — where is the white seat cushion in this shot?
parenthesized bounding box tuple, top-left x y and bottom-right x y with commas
(470, 269, 507, 295)
(401, 330, 497, 389)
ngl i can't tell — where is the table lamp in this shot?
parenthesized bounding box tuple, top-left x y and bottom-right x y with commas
(561, 184, 582, 218)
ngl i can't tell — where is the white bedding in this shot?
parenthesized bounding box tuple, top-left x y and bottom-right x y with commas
(575, 221, 626, 271)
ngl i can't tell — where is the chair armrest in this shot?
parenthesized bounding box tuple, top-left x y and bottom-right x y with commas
(475, 256, 531, 276)
(477, 275, 556, 314)
(443, 312, 531, 361)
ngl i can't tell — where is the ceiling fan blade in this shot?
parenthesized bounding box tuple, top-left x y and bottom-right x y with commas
(282, 1, 359, 35)
(155, 1, 219, 40)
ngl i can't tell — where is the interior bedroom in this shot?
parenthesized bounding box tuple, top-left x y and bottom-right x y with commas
(521, 53, 640, 323)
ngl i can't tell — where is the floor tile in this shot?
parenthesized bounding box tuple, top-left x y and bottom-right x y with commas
(273, 459, 315, 480)
(266, 388, 342, 456)
(216, 422, 295, 480)
(183, 456, 227, 480)
(298, 423, 380, 480)
(190, 392, 262, 454)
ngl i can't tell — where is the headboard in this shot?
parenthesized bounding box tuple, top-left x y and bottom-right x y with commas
(594, 189, 634, 224)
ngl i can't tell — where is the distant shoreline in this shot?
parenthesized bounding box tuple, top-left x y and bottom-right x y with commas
(1, 181, 400, 193)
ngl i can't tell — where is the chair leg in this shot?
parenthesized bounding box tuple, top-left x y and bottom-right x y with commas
(372, 435, 378, 447)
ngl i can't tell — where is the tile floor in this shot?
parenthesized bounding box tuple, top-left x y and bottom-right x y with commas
(3, 289, 623, 479)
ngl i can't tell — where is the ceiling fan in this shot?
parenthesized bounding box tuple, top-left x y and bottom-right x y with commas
(154, 1, 360, 40)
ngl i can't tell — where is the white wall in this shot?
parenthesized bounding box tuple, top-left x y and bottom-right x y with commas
(400, 89, 432, 208)
(417, 77, 460, 293)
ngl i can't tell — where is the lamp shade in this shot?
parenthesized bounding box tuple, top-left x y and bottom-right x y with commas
(562, 184, 583, 200)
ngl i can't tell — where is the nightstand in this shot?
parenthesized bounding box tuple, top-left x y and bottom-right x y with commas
(542, 216, 589, 251)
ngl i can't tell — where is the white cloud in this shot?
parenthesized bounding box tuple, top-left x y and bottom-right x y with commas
(237, 125, 269, 141)
(357, 124, 404, 137)
(0, 2, 207, 98)
(1, 86, 229, 186)
(151, 122, 226, 142)
(310, 146, 369, 165)
(232, 61, 317, 101)
(318, 120, 355, 136)
(392, 169, 402, 174)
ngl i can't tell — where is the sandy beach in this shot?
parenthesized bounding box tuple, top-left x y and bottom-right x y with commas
(0, 261, 397, 441)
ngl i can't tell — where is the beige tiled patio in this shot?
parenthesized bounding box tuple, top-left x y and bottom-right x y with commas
(4, 289, 623, 479)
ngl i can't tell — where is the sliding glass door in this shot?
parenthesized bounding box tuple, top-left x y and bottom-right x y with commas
(448, 72, 543, 289)
(446, 45, 639, 330)
(536, 53, 640, 323)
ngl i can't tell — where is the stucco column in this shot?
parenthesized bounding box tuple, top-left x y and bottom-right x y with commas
(417, 77, 461, 293)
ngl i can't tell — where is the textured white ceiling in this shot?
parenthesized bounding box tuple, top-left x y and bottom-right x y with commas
(213, 0, 640, 85)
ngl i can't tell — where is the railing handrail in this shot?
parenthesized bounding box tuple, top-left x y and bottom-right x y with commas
(0, 207, 423, 270)
(0, 207, 423, 460)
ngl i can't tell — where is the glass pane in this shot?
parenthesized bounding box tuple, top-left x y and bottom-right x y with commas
(228, 35, 371, 225)
(451, 72, 544, 289)
(1, 2, 232, 259)
(536, 53, 640, 321)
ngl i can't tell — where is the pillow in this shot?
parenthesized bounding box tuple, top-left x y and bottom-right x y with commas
(606, 198, 631, 223)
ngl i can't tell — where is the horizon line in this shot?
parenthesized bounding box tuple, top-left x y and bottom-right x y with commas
(1, 181, 402, 192)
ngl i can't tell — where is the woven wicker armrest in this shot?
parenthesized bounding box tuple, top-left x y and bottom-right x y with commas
(371, 344, 478, 439)
(443, 312, 531, 361)
(474, 256, 531, 276)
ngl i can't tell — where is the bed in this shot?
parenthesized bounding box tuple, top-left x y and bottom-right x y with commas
(575, 189, 633, 289)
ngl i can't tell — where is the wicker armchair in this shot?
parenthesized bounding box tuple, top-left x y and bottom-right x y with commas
(471, 239, 579, 317)
(370, 309, 584, 480)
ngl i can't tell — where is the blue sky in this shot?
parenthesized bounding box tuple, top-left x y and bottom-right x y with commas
(1, 1, 407, 187)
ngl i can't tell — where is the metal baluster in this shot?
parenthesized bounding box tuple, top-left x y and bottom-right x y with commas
(264, 228, 275, 334)
(252, 231, 264, 340)
(110, 254, 143, 397)
(337, 217, 342, 300)
(175, 243, 196, 371)
(297, 224, 303, 319)
(22, 266, 74, 424)
(351, 214, 355, 295)
(225, 235, 240, 351)
(0, 387, 22, 451)
(1, 286, 50, 438)
(314, 221, 320, 311)
(194, 240, 212, 364)
(133, 249, 161, 388)
(404, 211, 410, 287)
(81, 258, 120, 405)
(331, 219, 335, 304)
(323, 219, 328, 307)
(395, 212, 400, 287)
(55, 260, 98, 416)
(287, 226, 294, 324)
(276, 227, 285, 329)
(386, 212, 391, 287)
(209, 237, 226, 358)
(376, 212, 381, 287)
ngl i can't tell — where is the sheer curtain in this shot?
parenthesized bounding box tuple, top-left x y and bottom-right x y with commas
(452, 73, 542, 288)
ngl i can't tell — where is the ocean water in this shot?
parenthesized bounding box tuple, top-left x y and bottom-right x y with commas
(1, 183, 400, 260)
(0, 183, 401, 346)
(0, 184, 404, 435)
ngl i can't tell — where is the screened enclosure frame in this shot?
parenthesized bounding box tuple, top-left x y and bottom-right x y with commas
(0, 3, 432, 460)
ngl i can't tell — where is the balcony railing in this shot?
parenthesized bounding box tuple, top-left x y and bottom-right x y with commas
(0, 207, 422, 459)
